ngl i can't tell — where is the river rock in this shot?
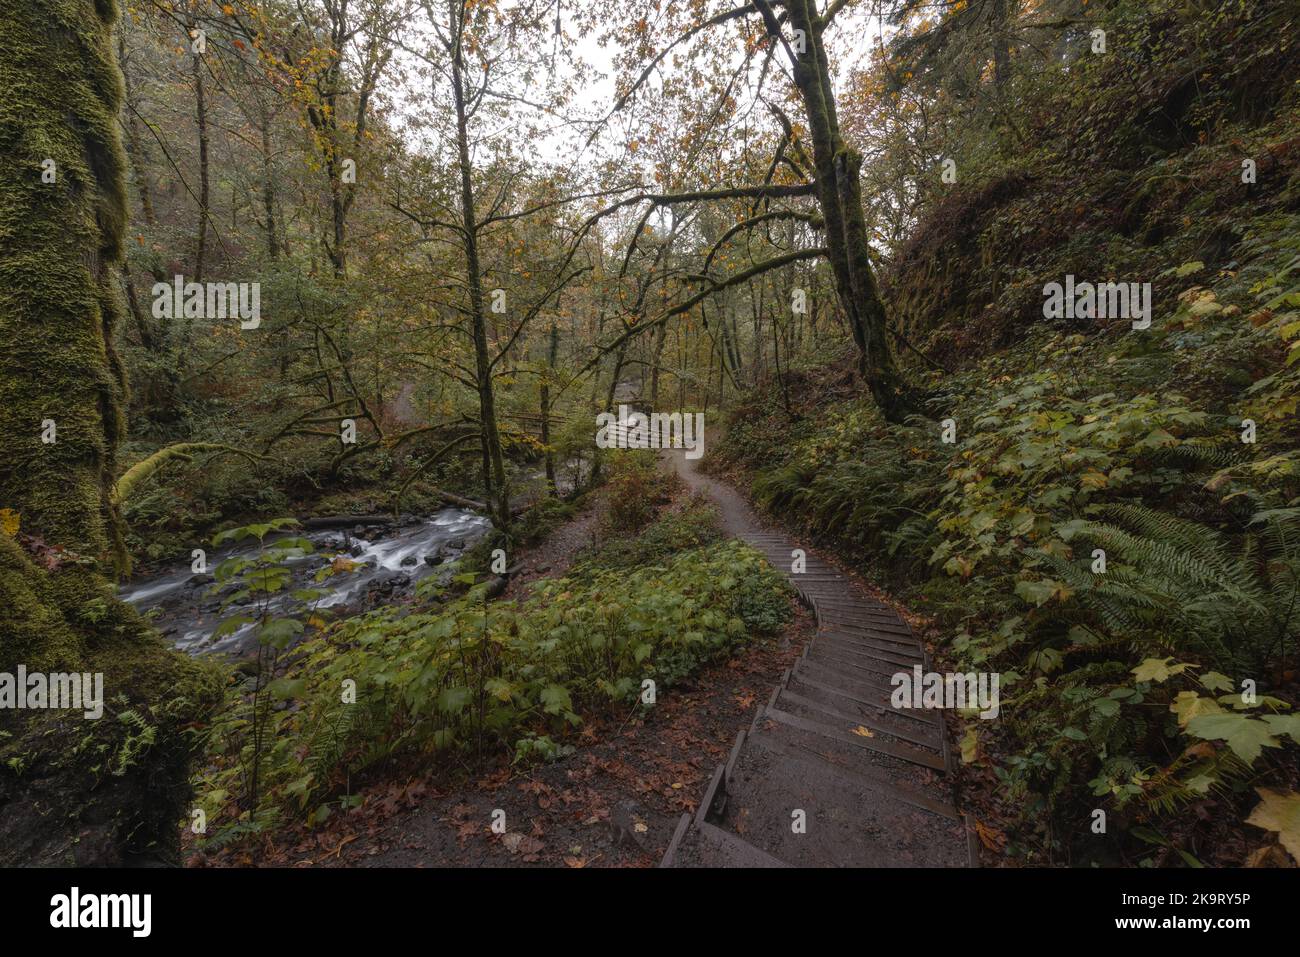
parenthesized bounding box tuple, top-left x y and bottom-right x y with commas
(400, 555, 417, 567)
(368, 571, 411, 597)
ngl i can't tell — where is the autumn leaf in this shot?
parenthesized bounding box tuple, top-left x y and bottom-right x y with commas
(1246, 788, 1300, 863)
(0, 508, 19, 537)
(1170, 691, 1223, 727)
(1131, 657, 1191, 684)
(974, 819, 1006, 852)
(852, 725, 875, 738)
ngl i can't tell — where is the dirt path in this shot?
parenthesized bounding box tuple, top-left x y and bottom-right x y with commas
(659, 451, 976, 867)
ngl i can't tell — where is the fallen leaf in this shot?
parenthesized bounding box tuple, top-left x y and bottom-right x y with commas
(975, 819, 1006, 852)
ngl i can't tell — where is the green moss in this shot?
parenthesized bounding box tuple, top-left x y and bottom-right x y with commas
(0, 0, 131, 572)
(0, 537, 225, 864)
(0, 0, 226, 865)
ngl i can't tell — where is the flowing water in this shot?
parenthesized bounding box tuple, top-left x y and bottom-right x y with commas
(119, 508, 491, 656)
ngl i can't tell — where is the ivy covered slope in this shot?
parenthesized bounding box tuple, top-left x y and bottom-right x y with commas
(0, 0, 222, 865)
(712, 7, 1300, 864)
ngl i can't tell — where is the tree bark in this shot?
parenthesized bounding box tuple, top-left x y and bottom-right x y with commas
(772, 0, 914, 421)
(450, 7, 510, 530)
(0, 0, 221, 867)
(541, 318, 559, 492)
(192, 24, 208, 284)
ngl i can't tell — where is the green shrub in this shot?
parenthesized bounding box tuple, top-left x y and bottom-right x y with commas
(193, 537, 792, 840)
(575, 494, 723, 573)
(602, 452, 678, 534)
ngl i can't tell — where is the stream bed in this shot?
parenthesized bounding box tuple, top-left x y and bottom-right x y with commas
(119, 508, 492, 657)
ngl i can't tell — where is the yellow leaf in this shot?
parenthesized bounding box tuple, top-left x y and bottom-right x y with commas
(852, 725, 875, 738)
(1170, 691, 1223, 728)
(960, 727, 978, 763)
(0, 508, 18, 537)
(1246, 788, 1300, 864)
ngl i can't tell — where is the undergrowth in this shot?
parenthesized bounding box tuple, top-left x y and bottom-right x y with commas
(192, 501, 792, 847)
(714, 214, 1300, 865)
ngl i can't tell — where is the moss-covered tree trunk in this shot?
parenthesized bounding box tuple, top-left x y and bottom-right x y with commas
(0, 0, 220, 866)
(780, 0, 914, 422)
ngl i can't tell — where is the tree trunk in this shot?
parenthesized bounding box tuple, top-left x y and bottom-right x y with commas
(450, 18, 510, 530)
(0, 0, 220, 867)
(192, 29, 208, 284)
(118, 31, 155, 227)
(780, 0, 913, 422)
(260, 111, 279, 261)
(541, 318, 559, 493)
(648, 317, 668, 406)
(991, 0, 1012, 89)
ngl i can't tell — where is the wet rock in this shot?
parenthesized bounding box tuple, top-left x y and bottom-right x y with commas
(368, 571, 411, 598)
(187, 573, 215, 588)
(353, 525, 366, 537)
(348, 542, 366, 557)
(423, 547, 445, 567)
(448, 538, 466, 550)
(400, 555, 418, 567)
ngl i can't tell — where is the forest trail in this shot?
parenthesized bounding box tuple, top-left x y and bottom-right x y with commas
(659, 452, 976, 867)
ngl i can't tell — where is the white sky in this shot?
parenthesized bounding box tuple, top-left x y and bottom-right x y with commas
(380, 0, 890, 175)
